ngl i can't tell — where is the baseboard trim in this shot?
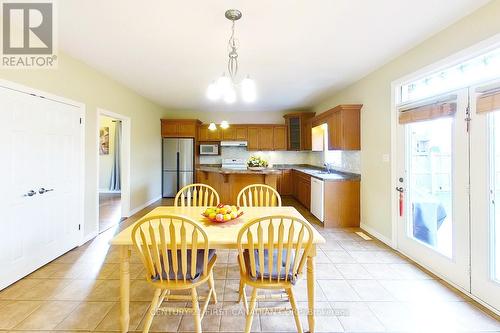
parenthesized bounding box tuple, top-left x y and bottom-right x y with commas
(80, 231, 98, 246)
(99, 190, 121, 194)
(360, 223, 393, 247)
(127, 195, 162, 217)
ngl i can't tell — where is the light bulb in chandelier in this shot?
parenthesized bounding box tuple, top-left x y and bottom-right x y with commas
(224, 85, 236, 104)
(220, 120, 229, 129)
(241, 76, 256, 103)
(217, 74, 231, 98)
(206, 81, 220, 101)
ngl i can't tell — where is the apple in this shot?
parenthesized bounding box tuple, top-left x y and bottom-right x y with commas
(208, 212, 216, 220)
(215, 214, 224, 222)
(230, 212, 237, 219)
(223, 214, 231, 221)
(219, 207, 227, 215)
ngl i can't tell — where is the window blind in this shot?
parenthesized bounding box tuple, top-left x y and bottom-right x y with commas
(476, 90, 500, 114)
(399, 102, 457, 124)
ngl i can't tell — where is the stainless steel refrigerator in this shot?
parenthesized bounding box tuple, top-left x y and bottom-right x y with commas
(162, 138, 194, 197)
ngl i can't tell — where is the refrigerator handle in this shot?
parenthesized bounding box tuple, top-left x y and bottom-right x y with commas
(176, 151, 180, 193)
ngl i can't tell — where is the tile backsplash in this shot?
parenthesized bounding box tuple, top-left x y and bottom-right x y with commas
(200, 147, 361, 174)
(200, 147, 312, 166)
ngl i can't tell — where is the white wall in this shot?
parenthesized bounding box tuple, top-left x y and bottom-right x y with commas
(98, 116, 116, 191)
(313, 1, 500, 240)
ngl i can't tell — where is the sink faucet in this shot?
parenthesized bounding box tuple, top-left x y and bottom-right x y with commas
(323, 163, 332, 174)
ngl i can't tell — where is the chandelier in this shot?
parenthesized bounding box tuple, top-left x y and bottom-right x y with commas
(206, 9, 256, 104)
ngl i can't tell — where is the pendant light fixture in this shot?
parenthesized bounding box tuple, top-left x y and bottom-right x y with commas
(206, 9, 257, 104)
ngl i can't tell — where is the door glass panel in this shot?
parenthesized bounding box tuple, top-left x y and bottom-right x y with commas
(407, 118, 453, 257)
(490, 112, 500, 282)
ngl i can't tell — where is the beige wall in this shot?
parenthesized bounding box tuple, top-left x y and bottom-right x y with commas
(0, 51, 166, 240)
(313, 1, 500, 241)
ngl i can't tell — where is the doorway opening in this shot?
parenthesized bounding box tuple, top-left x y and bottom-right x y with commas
(97, 109, 131, 234)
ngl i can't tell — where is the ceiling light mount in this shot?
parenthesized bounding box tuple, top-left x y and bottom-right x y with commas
(225, 9, 242, 21)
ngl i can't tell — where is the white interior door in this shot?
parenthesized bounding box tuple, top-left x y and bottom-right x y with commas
(396, 89, 470, 290)
(0, 85, 83, 290)
(470, 80, 500, 311)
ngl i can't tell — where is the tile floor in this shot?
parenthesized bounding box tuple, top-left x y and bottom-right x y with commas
(0, 197, 499, 332)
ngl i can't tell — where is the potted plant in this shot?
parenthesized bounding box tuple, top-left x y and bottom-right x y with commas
(247, 155, 268, 171)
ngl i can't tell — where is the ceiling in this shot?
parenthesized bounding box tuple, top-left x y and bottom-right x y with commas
(59, 0, 490, 112)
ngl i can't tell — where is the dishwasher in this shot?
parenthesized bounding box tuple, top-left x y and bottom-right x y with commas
(310, 177, 324, 222)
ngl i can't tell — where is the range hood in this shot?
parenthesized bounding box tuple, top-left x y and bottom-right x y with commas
(220, 141, 248, 147)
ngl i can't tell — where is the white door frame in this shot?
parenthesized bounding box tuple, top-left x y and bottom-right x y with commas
(96, 108, 131, 232)
(0, 79, 86, 245)
(391, 33, 500, 249)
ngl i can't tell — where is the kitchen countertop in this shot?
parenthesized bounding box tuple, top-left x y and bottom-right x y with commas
(273, 164, 361, 181)
(197, 164, 360, 181)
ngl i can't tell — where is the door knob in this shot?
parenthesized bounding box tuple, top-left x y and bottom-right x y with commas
(38, 187, 54, 194)
(24, 190, 36, 197)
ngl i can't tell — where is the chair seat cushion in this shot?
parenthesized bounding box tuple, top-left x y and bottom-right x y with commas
(243, 249, 297, 284)
(152, 249, 216, 282)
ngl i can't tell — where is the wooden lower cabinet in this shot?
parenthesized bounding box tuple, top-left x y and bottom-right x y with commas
(324, 180, 360, 228)
(291, 170, 311, 210)
(277, 169, 293, 195)
(196, 170, 278, 204)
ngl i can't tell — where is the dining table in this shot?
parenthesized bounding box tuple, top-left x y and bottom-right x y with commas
(110, 205, 326, 333)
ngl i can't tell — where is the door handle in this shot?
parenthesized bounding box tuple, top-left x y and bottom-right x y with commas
(38, 187, 54, 194)
(24, 190, 36, 197)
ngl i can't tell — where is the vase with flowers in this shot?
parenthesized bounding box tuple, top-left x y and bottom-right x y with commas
(247, 155, 268, 171)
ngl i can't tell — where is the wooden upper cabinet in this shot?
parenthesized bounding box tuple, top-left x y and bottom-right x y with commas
(247, 126, 260, 150)
(235, 125, 248, 140)
(260, 127, 274, 150)
(161, 121, 178, 137)
(161, 119, 200, 138)
(221, 126, 236, 140)
(325, 105, 362, 150)
(302, 118, 312, 150)
(198, 124, 222, 141)
(273, 126, 287, 150)
(283, 112, 315, 151)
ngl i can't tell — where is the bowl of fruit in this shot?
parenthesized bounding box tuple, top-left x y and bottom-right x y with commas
(202, 204, 244, 223)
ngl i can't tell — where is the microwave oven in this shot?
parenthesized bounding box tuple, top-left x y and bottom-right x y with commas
(199, 143, 219, 155)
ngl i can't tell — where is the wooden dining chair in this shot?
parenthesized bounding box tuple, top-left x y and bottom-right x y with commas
(174, 184, 220, 207)
(131, 214, 217, 333)
(236, 184, 282, 207)
(236, 215, 314, 333)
